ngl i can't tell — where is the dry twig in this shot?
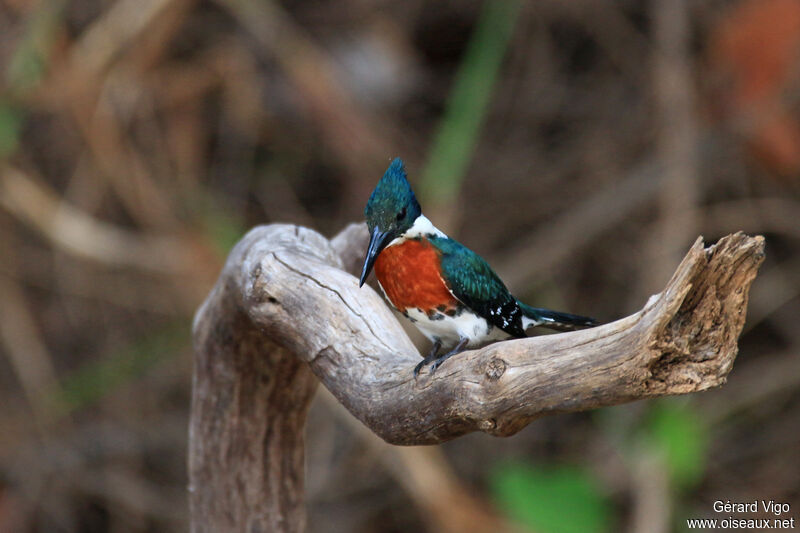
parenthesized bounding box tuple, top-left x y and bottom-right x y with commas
(189, 222, 763, 531)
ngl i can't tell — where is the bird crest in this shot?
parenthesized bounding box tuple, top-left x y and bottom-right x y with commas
(364, 158, 421, 236)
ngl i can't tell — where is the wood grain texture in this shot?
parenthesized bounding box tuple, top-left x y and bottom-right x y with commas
(189, 222, 764, 531)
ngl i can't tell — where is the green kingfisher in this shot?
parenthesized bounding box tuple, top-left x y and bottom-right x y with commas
(359, 158, 598, 376)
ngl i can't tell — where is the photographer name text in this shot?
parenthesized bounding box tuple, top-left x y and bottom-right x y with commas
(686, 500, 795, 530)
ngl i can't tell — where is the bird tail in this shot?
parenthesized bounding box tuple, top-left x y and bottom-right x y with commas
(517, 301, 599, 332)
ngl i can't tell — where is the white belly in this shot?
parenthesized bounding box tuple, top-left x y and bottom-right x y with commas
(404, 306, 510, 349)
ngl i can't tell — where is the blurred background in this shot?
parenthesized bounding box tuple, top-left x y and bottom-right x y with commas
(0, 0, 798, 531)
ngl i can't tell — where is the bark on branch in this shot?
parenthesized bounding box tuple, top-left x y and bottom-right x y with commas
(189, 223, 764, 531)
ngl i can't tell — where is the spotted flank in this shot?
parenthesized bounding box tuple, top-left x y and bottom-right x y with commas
(402, 305, 510, 348)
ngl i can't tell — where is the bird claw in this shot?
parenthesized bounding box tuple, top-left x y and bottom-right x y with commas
(413, 338, 468, 378)
(412, 353, 451, 377)
(413, 359, 427, 378)
(413, 355, 441, 378)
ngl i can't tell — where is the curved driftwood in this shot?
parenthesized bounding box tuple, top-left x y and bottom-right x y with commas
(189, 222, 764, 532)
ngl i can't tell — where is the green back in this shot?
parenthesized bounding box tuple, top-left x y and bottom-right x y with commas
(428, 236, 525, 337)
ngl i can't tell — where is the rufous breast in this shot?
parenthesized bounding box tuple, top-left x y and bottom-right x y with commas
(373, 238, 458, 313)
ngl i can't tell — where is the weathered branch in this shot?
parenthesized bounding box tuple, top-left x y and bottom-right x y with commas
(189, 222, 763, 531)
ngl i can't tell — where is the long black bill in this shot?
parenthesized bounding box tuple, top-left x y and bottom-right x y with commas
(359, 227, 393, 287)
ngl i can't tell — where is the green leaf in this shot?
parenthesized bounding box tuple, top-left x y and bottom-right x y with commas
(5, 1, 62, 92)
(490, 462, 612, 533)
(420, 0, 521, 206)
(0, 102, 22, 159)
(202, 208, 244, 255)
(189, 189, 245, 255)
(48, 322, 188, 416)
(646, 402, 708, 489)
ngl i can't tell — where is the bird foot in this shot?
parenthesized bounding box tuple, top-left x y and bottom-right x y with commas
(413, 338, 468, 377)
(413, 356, 434, 378)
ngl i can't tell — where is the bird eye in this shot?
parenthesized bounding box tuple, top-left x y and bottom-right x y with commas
(396, 207, 406, 221)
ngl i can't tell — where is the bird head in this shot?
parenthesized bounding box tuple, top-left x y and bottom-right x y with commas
(359, 158, 421, 287)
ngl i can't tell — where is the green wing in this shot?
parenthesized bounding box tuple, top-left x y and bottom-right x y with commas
(428, 236, 525, 337)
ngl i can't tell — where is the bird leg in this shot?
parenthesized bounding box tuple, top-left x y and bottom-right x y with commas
(413, 338, 442, 378)
(414, 337, 469, 377)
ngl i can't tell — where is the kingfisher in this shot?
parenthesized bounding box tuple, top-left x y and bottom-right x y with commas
(359, 158, 598, 377)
